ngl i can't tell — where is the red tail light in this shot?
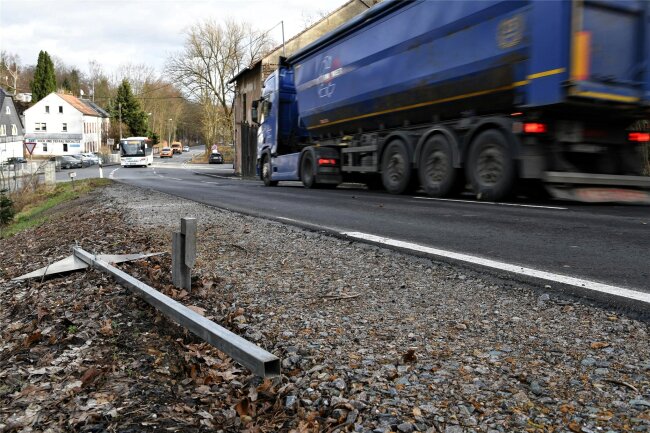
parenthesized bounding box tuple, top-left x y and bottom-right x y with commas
(318, 158, 337, 166)
(523, 123, 547, 134)
(628, 132, 650, 142)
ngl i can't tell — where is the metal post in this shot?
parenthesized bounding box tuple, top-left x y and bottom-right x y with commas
(72, 247, 281, 377)
(172, 217, 196, 290)
(119, 103, 122, 140)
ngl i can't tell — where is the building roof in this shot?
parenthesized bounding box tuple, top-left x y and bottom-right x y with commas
(57, 93, 100, 117)
(0, 87, 9, 109)
(81, 99, 110, 118)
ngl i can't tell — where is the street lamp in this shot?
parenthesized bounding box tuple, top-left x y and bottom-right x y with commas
(168, 118, 173, 147)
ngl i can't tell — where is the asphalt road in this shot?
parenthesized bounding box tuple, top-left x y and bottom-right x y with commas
(110, 152, 650, 296)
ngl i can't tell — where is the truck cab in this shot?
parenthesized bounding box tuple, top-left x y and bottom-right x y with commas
(255, 66, 310, 186)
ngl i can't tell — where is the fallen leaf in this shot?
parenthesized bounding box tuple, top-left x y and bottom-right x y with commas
(403, 347, 418, 363)
(99, 319, 113, 336)
(188, 305, 206, 316)
(80, 367, 102, 387)
(590, 342, 610, 349)
(23, 331, 42, 347)
(37, 307, 50, 322)
(235, 397, 250, 417)
(568, 422, 582, 432)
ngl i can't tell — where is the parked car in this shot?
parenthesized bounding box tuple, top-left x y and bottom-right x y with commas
(80, 152, 101, 165)
(209, 152, 224, 164)
(160, 147, 173, 158)
(3, 157, 27, 168)
(70, 154, 94, 167)
(171, 142, 183, 154)
(183, 145, 190, 152)
(6, 157, 27, 165)
(58, 156, 83, 169)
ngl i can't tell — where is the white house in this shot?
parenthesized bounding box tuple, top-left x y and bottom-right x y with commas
(0, 88, 24, 163)
(24, 92, 106, 156)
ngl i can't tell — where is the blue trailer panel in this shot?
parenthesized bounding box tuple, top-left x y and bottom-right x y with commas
(287, 0, 648, 136)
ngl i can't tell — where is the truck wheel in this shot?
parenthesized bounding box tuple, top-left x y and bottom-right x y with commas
(381, 140, 414, 194)
(466, 129, 515, 201)
(261, 155, 278, 187)
(418, 135, 462, 197)
(300, 154, 316, 188)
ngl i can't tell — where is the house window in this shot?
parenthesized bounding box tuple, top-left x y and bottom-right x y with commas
(59, 106, 63, 113)
(45, 106, 50, 113)
(0, 125, 5, 136)
(11, 124, 17, 135)
(62, 123, 67, 132)
(43, 143, 47, 152)
(63, 143, 68, 152)
(41, 123, 47, 132)
(5, 106, 9, 115)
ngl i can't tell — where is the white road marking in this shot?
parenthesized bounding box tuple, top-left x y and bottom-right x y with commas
(109, 168, 120, 179)
(413, 196, 568, 210)
(276, 216, 340, 232)
(342, 231, 650, 306)
(200, 181, 220, 184)
(168, 177, 183, 181)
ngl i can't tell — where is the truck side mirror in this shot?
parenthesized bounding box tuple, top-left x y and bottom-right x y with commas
(251, 100, 259, 124)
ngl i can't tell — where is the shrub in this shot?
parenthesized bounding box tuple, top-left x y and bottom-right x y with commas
(0, 189, 15, 229)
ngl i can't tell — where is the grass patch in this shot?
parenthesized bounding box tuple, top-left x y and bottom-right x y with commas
(1, 179, 111, 239)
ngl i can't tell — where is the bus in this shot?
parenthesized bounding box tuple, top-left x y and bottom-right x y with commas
(119, 136, 153, 167)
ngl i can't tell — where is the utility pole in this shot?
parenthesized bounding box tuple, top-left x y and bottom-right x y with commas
(119, 103, 122, 140)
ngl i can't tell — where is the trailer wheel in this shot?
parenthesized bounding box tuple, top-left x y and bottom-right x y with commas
(300, 154, 316, 188)
(466, 129, 515, 201)
(418, 135, 462, 197)
(381, 140, 414, 194)
(261, 155, 278, 187)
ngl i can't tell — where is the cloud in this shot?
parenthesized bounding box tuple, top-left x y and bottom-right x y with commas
(0, 0, 346, 76)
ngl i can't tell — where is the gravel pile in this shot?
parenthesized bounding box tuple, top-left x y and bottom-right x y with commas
(102, 183, 650, 433)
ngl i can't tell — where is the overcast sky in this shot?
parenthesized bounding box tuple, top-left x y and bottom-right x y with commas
(0, 0, 347, 79)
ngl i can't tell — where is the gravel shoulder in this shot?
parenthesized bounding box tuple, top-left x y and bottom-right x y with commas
(1, 182, 649, 433)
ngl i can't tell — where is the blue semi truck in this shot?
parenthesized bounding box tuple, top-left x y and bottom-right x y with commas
(253, 0, 650, 202)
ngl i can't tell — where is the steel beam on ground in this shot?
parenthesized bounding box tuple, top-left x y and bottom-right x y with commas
(73, 247, 280, 378)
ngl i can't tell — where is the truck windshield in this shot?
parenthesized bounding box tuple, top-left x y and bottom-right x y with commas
(120, 140, 145, 157)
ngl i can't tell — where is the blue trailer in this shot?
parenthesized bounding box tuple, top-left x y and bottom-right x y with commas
(254, 0, 650, 202)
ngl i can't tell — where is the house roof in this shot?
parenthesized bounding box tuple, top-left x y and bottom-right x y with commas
(81, 99, 110, 118)
(0, 88, 8, 109)
(57, 93, 100, 116)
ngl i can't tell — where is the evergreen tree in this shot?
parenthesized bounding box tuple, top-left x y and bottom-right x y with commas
(111, 79, 148, 136)
(31, 50, 56, 102)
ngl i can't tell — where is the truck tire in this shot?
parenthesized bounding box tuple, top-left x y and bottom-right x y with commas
(418, 135, 461, 197)
(466, 129, 515, 201)
(381, 140, 414, 194)
(300, 153, 316, 188)
(261, 155, 278, 187)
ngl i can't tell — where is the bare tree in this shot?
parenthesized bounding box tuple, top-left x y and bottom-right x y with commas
(114, 63, 157, 95)
(166, 19, 274, 148)
(0, 51, 21, 95)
